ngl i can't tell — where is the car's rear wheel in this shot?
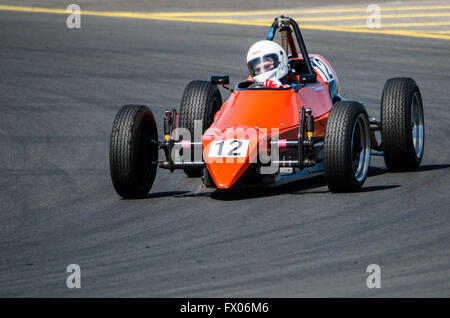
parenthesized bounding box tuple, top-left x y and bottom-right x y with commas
(178, 80, 222, 177)
(110, 105, 158, 198)
(324, 101, 371, 192)
(381, 77, 424, 171)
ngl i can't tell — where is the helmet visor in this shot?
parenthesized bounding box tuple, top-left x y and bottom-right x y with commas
(247, 53, 280, 77)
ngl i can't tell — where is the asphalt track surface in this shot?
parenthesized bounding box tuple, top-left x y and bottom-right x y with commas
(0, 8, 450, 297)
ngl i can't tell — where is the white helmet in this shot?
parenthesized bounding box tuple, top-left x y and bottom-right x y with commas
(246, 40, 289, 83)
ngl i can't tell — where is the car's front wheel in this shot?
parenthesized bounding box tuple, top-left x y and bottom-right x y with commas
(178, 80, 222, 177)
(109, 105, 158, 198)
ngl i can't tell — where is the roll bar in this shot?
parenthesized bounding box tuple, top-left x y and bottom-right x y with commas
(267, 16, 317, 83)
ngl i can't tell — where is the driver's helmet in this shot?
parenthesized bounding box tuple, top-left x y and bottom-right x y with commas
(246, 40, 288, 83)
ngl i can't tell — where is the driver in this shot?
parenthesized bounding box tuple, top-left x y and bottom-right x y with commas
(246, 40, 292, 88)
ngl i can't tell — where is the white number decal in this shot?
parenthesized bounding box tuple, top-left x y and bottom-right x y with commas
(311, 57, 335, 83)
(208, 139, 250, 158)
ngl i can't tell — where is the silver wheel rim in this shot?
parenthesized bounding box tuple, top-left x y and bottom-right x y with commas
(351, 114, 371, 182)
(411, 92, 424, 159)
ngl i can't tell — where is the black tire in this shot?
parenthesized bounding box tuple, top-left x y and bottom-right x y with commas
(109, 105, 158, 198)
(324, 101, 371, 192)
(381, 78, 424, 171)
(178, 80, 222, 177)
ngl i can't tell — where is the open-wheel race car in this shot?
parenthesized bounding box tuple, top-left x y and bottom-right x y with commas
(109, 16, 425, 198)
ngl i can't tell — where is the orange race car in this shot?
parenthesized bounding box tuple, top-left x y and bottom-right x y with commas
(109, 16, 425, 198)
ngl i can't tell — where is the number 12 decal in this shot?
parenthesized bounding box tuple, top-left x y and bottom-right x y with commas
(311, 57, 335, 83)
(208, 139, 250, 158)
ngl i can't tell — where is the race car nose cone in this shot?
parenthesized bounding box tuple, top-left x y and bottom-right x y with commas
(202, 127, 259, 189)
(206, 159, 249, 189)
